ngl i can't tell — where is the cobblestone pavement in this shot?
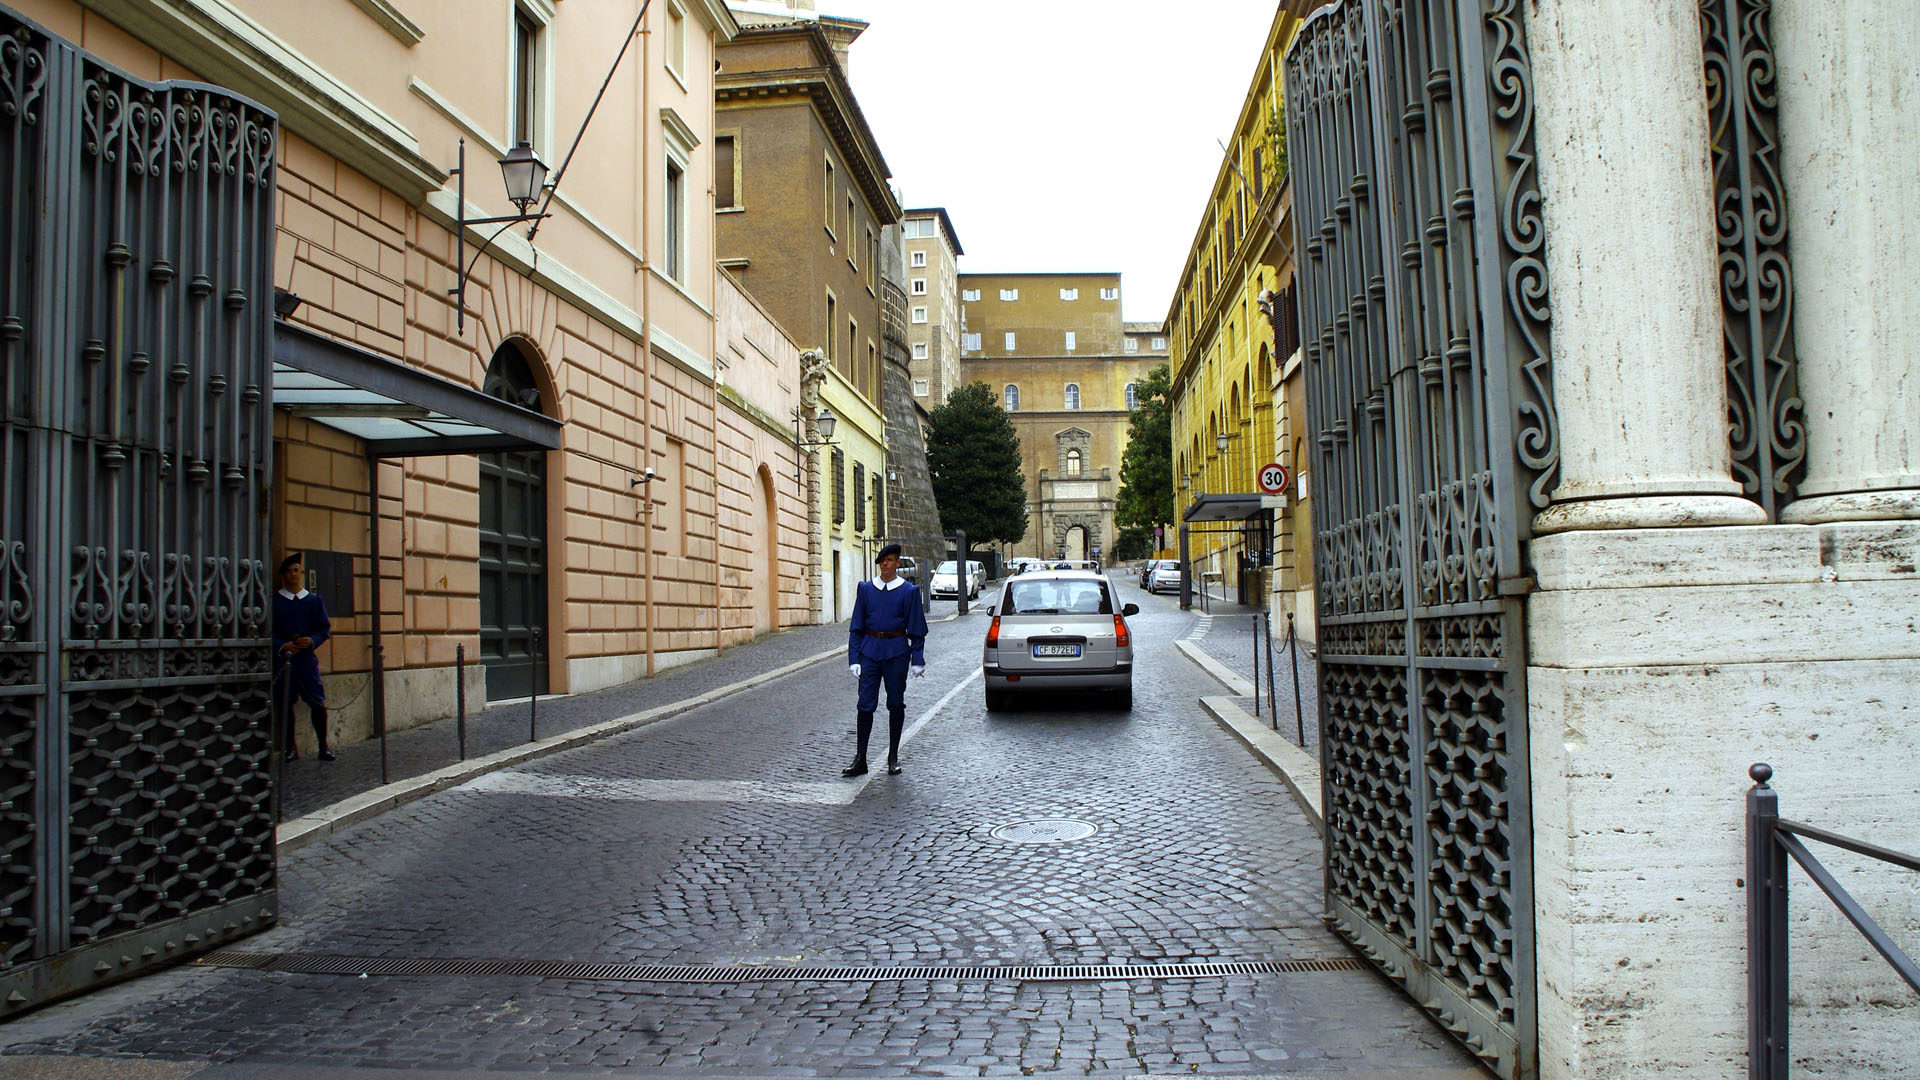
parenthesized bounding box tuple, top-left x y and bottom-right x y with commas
(3, 581, 1477, 1077)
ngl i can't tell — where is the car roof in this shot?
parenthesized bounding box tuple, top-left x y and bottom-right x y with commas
(1004, 569, 1106, 582)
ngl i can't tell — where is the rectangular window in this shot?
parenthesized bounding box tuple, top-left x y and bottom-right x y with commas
(1064, 331, 1076, 351)
(664, 157, 685, 281)
(1253, 146, 1265, 200)
(872, 472, 885, 537)
(666, 0, 687, 79)
(846, 195, 855, 247)
(715, 135, 738, 208)
(911, 279, 927, 295)
(868, 231, 878, 290)
(1151, 336, 1167, 350)
(1060, 288, 1078, 300)
(512, 9, 540, 146)
(962, 289, 980, 302)
(853, 462, 867, 532)
(914, 378, 929, 397)
(832, 448, 846, 525)
(999, 288, 1018, 301)
(1004, 332, 1016, 351)
(910, 250, 926, 268)
(1100, 287, 1119, 300)
(912, 307, 927, 324)
(963, 332, 981, 351)
(823, 157, 835, 232)
(912, 342, 929, 359)
(1124, 338, 1139, 353)
(825, 291, 837, 362)
(850, 320, 860, 391)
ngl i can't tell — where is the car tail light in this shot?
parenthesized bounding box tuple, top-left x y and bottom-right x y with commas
(986, 615, 1000, 648)
(1113, 614, 1130, 648)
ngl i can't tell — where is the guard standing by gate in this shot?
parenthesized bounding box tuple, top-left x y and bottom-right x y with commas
(274, 553, 336, 761)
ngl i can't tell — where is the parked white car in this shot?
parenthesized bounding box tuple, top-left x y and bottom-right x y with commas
(1146, 561, 1184, 595)
(966, 560, 986, 595)
(930, 560, 976, 600)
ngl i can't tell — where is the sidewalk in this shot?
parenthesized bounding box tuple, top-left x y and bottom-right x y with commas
(1187, 608, 1320, 753)
(278, 620, 855, 822)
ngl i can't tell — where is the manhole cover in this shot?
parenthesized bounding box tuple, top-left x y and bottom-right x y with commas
(990, 818, 1098, 844)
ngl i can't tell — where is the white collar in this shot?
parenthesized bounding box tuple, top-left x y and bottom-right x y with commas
(871, 575, 905, 591)
(278, 588, 309, 600)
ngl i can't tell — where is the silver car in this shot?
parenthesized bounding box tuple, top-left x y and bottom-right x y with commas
(983, 570, 1138, 711)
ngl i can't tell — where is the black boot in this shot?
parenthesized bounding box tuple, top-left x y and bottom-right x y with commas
(886, 709, 904, 774)
(843, 709, 873, 776)
(313, 707, 336, 760)
(841, 756, 868, 777)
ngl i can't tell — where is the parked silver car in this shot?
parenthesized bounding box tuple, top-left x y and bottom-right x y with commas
(983, 570, 1137, 711)
(1146, 561, 1184, 595)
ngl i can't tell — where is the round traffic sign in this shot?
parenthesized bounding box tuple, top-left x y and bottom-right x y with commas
(1258, 462, 1290, 495)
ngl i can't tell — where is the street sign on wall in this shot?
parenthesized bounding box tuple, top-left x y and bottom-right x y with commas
(1257, 462, 1290, 495)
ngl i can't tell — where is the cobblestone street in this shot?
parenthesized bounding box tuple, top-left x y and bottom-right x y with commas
(2, 578, 1480, 1078)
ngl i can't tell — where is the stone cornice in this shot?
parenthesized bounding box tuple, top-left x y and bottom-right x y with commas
(716, 37, 898, 222)
(76, 0, 445, 200)
(347, 0, 422, 45)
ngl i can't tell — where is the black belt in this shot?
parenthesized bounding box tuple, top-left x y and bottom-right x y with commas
(864, 630, 905, 639)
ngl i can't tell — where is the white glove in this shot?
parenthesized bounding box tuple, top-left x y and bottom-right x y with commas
(849, 663, 862, 677)
(911, 664, 925, 678)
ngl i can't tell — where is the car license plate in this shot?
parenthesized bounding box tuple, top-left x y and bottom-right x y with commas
(1033, 644, 1081, 658)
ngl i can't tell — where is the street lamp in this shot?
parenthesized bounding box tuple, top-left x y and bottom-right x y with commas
(793, 406, 837, 449)
(447, 137, 553, 333)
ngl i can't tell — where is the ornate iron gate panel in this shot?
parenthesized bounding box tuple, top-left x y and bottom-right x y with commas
(0, 8, 278, 1014)
(1286, 1, 1556, 1076)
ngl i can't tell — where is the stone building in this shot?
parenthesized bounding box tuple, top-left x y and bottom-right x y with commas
(900, 207, 964, 407)
(879, 224, 945, 584)
(958, 272, 1165, 563)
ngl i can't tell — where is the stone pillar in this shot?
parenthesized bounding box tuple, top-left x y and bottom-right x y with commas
(1774, 1, 1920, 524)
(1528, 0, 1766, 533)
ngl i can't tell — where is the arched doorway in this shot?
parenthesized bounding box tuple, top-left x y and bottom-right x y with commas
(1063, 525, 1089, 562)
(479, 341, 549, 699)
(754, 464, 778, 636)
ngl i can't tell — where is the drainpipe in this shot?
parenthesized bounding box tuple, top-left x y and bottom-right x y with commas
(710, 131, 724, 658)
(638, 10, 656, 678)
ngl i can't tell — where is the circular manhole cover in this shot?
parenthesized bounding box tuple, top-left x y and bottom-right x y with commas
(989, 818, 1099, 844)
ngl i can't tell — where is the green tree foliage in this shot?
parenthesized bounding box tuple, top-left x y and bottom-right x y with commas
(926, 382, 1027, 546)
(1116, 363, 1175, 546)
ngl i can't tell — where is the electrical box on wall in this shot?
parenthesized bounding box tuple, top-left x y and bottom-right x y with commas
(302, 550, 357, 619)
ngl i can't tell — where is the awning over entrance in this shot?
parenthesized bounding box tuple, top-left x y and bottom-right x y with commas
(273, 322, 562, 458)
(1182, 492, 1280, 522)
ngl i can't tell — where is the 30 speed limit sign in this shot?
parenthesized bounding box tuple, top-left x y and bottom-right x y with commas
(1257, 462, 1290, 495)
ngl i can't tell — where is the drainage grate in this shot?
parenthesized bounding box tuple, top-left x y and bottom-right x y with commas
(195, 951, 1367, 984)
(989, 818, 1099, 844)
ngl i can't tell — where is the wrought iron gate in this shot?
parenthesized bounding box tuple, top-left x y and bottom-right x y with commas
(1285, 1, 1557, 1075)
(0, 9, 279, 1013)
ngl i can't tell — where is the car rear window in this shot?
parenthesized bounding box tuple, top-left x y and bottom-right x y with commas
(935, 562, 958, 573)
(1003, 579, 1112, 615)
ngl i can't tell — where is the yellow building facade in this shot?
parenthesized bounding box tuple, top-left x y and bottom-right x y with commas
(1164, 2, 1314, 619)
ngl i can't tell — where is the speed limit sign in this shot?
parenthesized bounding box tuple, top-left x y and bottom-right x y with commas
(1257, 462, 1290, 495)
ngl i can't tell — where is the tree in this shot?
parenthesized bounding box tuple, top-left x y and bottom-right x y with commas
(926, 381, 1027, 547)
(1116, 362, 1175, 552)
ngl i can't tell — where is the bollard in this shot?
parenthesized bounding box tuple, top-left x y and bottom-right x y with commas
(1287, 611, 1305, 746)
(1264, 610, 1280, 734)
(528, 627, 542, 743)
(455, 642, 467, 762)
(1250, 606, 1262, 718)
(1747, 764, 1789, 1080)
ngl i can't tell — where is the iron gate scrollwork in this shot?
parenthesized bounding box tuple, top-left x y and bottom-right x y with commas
(1286, 1, 1555, 1075)
(0, 7, 278, 1014)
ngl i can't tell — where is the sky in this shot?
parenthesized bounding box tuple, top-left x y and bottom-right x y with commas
(811, 1, 1285, 325)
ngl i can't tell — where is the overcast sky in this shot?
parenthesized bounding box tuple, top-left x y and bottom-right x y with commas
(816, 1, 1284, 325)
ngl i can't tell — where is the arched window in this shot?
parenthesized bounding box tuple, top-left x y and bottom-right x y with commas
(1124, 382, 1138, 410)
(1004, 384, 1020, 412)
(1064, 383, 1081, 410)
(1065, 449, 1083, 478)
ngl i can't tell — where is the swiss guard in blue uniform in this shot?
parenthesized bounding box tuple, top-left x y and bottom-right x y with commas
(844, 543, 929, 776)
(273, 553, 335, 761)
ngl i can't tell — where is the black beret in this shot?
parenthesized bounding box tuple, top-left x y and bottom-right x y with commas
(876, 543, 903, 563)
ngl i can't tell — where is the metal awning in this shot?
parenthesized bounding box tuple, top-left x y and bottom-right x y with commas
(273, 322, 563, 458)
(1182, 493, 1279, 523)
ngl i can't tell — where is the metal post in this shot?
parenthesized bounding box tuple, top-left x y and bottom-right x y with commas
(1251, 604, 1262, 717)
(455, 642, 468, 761)
(372, 642, 388, 786)
(1265, 610, 1280, 734)
(271, 664, 288, 824)
(955, 529, 968, 617)
(1179, 522, 1192, 610)
(1287, 611, 1304, 746)
(529, 627, 543, 742)
(1747, 763, 1789, 1080)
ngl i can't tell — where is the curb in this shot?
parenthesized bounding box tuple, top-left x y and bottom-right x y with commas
(1198, 695, 1323, 834)
(1175, 638, 1255, 697)
(276, 644, 847, 853)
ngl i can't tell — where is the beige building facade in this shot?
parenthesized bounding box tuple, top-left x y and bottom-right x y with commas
(900, 207, 964, 406)
(6, 0, 836, 751)
(959, 272, 1164, 562)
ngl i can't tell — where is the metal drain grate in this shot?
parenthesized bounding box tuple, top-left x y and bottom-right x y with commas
(989, 818, 1099, 844)
(196, 951, 1367, 983)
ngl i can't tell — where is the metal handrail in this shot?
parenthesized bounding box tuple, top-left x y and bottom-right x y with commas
(1746, 763, 1920, 1079)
